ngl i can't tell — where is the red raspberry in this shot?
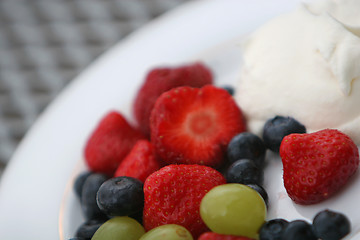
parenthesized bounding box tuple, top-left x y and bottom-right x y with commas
(114, 139, 160, 182)
(84, 111, 145, 176)
(150, 85, 246, 168)
(280, 129, 359, 204)
(198, 232, 255, 240)
(133, 62, 213, 137)
(143, 164, 226, 238)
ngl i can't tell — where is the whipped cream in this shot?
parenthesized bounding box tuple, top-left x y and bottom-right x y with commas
(235, 0, 360, 145)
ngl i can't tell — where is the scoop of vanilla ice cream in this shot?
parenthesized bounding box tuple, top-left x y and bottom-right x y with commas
(235, 0, 360, 145)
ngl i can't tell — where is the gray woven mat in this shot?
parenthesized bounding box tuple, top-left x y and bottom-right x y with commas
(0, 0, 189, 175)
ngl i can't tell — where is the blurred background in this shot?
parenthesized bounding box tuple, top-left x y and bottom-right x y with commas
(0, 0, 189, 177)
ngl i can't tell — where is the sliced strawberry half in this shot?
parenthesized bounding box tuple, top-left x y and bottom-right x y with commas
(133, 62, 213, 137)
(114, 139, 160, 182)
(150, 85, 246, 167)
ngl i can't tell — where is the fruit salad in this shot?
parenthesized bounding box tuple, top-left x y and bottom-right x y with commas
(68, 0, 360, 239)
(68, 60, 358, 240)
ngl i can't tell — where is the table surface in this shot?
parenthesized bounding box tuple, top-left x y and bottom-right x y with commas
(0, 0, 188, 178)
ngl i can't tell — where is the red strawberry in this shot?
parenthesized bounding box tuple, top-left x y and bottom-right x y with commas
(114, 139, 160, 182)
(198, 232, 255, 240)
(280, 129, 359, 204)
(150, 85, 246, 167)
(84, 111, 145, 176)
(143, 164, 226, 238)
(133, 62, 213, 137)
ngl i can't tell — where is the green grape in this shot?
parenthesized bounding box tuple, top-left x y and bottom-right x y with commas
(139, 224, 193, 240)
(200, 183, 266, 239)
(91, 216, 145, 240)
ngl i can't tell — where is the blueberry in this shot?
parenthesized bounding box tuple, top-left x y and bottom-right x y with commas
(74, 171, 92, 200)
(312, 209, 351, 240)
(68, 238, 86, 240)
(246, 184, 268, 207)
(281, 220, 317, 240)
(222, 85, 235, 95)
(129, 210, 143, 225)
(75, 219, 105, 240)
(262, 116, 306, 152)
(259, 218, 289, 240)
(225, 159, 264, 185)
(81, 173, 108, 221)
(96, 176, 144, 217)
(227, 132, 266, 168)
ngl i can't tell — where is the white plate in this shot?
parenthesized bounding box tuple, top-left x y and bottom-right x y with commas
(2, 0, 359, 239)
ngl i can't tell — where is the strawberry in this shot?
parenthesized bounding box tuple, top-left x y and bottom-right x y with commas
(84, 111, 145, 176)
(143, 164, 226, 238)
(150, 85, 246, 167)
(114, 139, 160, 182)
(280, 129, 359, 205)
(198, 232, 255, 240)
(133, 62, 213, 137)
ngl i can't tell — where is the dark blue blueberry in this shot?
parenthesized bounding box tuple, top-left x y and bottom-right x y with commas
(225, 159, 264, 185)
(129, 209, 144, 225)
(227, 132, 266, 168)
(96, 176, 144, 217)
(75, 219, 105, 240)
(81, 173, 108, 221)
(281, 220, 317, 240)
(74, 171, 92, 200)
(262, 116, 306, 152)
(222, 85, 235, 95)
(68, 238, 86, 240)
(246, 184, 268, 207)
(259, 218, 289, 240)
(312, 209, 351, 240)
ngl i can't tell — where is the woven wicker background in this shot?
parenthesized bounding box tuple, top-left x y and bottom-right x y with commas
(0, 0, 189, 176)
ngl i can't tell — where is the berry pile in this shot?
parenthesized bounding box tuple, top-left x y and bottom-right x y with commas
(259, 209, 351, 240)
(69, 62, 358, 240)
